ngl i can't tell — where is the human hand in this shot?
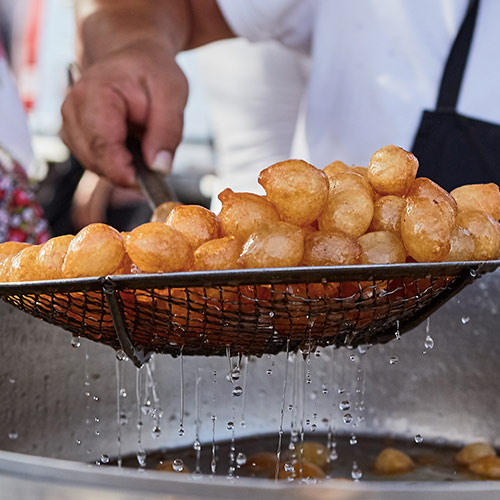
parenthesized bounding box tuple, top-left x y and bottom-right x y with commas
(61, 39, 188, 187)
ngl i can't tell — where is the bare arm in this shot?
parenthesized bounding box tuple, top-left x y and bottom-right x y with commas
(62, 0, 233, 186)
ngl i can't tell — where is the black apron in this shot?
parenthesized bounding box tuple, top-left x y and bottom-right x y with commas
(411, 0, 500, 191)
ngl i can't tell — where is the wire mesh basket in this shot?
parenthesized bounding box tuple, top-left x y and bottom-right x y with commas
(0, 261, 498, 367)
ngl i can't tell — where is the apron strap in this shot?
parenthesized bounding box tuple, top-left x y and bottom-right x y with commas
(436, 0, 479, 111)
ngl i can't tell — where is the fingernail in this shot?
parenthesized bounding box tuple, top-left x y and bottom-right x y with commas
(151, 150, 173, 174)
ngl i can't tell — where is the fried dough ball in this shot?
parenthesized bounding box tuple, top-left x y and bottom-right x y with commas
(301, 231, 361, 266)
(63, 223, 125, 278)
(243, 452, 278, 478)
(369, 195, 405, 235)
(318, 188, 374, 238)
(239, 222, 304, 268)
(150, 201, 182, 223)
(125, 222, 193, 273)
(408, 177, 457, 227)
(374, 448, 415, 475)
(258, 159, 329, 226)
(327, 171, 373, 197)
(8, 245, 42, 282)
(358, 231, 406, 264)
(0, 241, 31, 262)
(351, 165, 368, 177)
(451, 183, 500, 220)
(455, 442, 496, 466)
(218, 189, 280, 241)
(456, 210, 500, 260)
(156, 460, 190, 473)
(166, 204, 220, 250)
(368, 145, 419, 195)
(36, 235, 74, 280)
(293, 442, 329, 468)
(445, 226, 475, 262)
(401, 196, 452, 262)
(468, 456, 500, 479)
(277, 460, 326, 480)
(193, 236, 242, 271)
(323, 160, 350, 178)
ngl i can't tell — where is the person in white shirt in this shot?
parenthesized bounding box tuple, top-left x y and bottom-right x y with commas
(62, 0, 500, 195)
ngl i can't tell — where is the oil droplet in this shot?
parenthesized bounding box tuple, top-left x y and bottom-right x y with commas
(470, 269, 477, 278)
(288, 404, 293, 411)
(343, 413, 353, 424)
(339, 400, 351, 411)
(120, 388, 127, 398)
(76, 439, 81, 445)
(116, 350, 128, 361)
(227, 421, 234, 431)
(424, 335, 434, 350)
(178, 426, 185, 437)
(236, 452, 247, 466)
(71, 336, 81, 348)
(389, 355, 399, 365)
(100, 454, 109, 464)
(351, 461, 362, 480)
(152, 427, 161, 439)
(350, 435, 358, 445)
(137, 450, 147, 467)
(119, 413, 128, 425)
(193, 439, 201, 451)
(232, 386, 243, 397)
(173, 459, 184, 472)
(461, 316, 470, 324)
(266, 369, 273, 376)
(322, 385, 328, 395)
(415, 434, 424, 444)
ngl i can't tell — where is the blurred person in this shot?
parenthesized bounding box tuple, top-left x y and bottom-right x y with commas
(0, 38, 48, 243)
(195, 38, 309, 210)
(62, 0, 500, 197)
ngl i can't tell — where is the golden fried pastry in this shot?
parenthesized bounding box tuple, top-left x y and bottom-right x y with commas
(369, 195, 405, 235)
(368, 145, 419, 195)
(468, 456, 500, 479)
(358, 231, 406, 264)
(318, 188, 374, 238)
(323, 160, 351, 178)
(293, 442, 329, 468)
(374, 448, 415, 475)
(408, 177, 457, 227)
(277, 460, 326, 480)
(125, 222, 193, 273)
(218, 189, 280, 241)
(156, 460, 190, 473)
(351, 165, 368, 177)
(259, 159, 329, 226)
(150, 201, 182, 223)
(63, 223, 125, 278)
(0, 241, 31, 263)
(327, 171, 374, 197)
(451, 183, 500, 220)
(239, 222, 304, 268)
(193, 236, 242, 271)
(166, 204, 220, 249)
(455, 442, 496, 466)
(114, 252, 135, 274)
(401, 196, 452, 262)
(243, 452, 278, 478)
(301, 231, 361, 266)
(36, 235, 74, 280)
(456, 210, 500, 260)
(8, 245, 42, 282)
(445, 226, 475, 262)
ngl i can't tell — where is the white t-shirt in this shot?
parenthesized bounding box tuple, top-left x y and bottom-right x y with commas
(0, 47, 34, 173)
(217, 0, 500, 168)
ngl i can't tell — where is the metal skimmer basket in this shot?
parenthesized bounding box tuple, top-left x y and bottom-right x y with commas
(0, 261, 498, 367)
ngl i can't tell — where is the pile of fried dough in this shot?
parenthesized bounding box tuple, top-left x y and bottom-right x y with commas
(1, 144, 499, 282)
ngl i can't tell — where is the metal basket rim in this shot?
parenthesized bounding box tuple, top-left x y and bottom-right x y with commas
(0, 260, 498, 296)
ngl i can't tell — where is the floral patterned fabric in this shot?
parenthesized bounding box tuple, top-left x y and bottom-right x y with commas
(0, 147, 49, 244)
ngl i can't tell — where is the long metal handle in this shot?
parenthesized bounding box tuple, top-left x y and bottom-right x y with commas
(126, 136, 177, 210)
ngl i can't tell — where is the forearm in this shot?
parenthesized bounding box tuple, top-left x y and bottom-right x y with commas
(75, 0, 233, 68)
